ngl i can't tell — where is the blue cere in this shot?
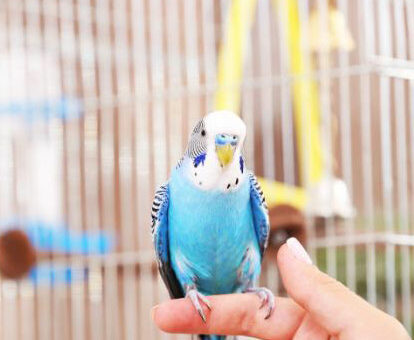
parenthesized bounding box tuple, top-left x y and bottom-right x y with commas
(215, 133, 238, 146)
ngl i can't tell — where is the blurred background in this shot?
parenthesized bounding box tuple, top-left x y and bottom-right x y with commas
(1, 0, 414, 338)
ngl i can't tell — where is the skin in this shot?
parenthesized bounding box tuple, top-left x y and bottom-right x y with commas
(152, 244, 410, 340)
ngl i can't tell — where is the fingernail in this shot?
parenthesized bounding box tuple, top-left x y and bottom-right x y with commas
(286, 237, 312, 264)
(151, 305, 159, 321)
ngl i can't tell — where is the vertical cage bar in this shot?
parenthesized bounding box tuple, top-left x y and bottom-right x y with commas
(148, 2, 167, 336)
(163, 1, 185, 332)
(277, 0, 295, 186)
(59, 0, 87, 337)
(257, 0, 276, 180)
(407, 0, 414, 288)
(114, 0, 139, 338)
(0, 1, 13, 234)
(360, 0, 377, 306)
(165, 0, 184, 169)
(393, 0, 412, 333)
(8, 2, 24, 340)
(297, 0, 316, 260)
(78, 0, 105, 338)
(337, 0, 356, 291)
(201, 0, 217, 113)
(183, 0, 202, 125)
(16, 2, 27, 340)
(0, 3, 9, 338)
(42, 0, 69, 337)
(132, 0, 156, 338)
(317, 0, 336, 278)
(149, 0, 168, 187)
(95, 0, 121, 338)
(407, 3, 414, 334)
(23, 0, 46, 338)
(241, 4, 256, 170)
(2, 282, 18, 340)
(6, 2, 37, 340)
(377, 0, 396, 317)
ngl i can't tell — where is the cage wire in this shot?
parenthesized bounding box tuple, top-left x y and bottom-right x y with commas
(0, 0, 414, 339)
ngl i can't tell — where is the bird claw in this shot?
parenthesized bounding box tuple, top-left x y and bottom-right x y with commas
(246, 287, 275, 319)
(258, 290, 268, 308)
(186, 288, 211, 323)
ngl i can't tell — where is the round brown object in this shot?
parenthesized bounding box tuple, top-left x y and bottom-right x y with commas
(0, 229, 37, 279)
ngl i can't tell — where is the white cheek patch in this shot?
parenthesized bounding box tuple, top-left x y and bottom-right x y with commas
(220, 165, 243, 192)
(188, 150, 246, 192)
(189, 152, 221, 190)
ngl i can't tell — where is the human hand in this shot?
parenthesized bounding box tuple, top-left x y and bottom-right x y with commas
(152, 238, 410, 340)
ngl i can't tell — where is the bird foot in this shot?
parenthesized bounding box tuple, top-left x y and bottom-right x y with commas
(186, 288, 211, 323)
(245, 287, 275, 319)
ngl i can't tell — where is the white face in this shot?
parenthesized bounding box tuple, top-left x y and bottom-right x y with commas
(184, 111, 247, 192)
(202, 111, 246, 149)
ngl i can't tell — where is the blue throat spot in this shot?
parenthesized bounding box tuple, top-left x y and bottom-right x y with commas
(193, 153, 206, 168)
(239, 156, 244, 173)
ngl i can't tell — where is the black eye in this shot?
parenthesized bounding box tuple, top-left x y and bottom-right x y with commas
(201, 130, 206, 136)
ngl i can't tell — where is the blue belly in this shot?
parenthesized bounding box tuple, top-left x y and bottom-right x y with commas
(168, 169, 259, 295)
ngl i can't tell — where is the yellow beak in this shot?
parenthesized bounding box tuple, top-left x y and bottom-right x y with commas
(216, 144, 234, 167)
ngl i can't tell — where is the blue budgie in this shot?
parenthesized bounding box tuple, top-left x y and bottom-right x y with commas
(151, 111, 273, 340)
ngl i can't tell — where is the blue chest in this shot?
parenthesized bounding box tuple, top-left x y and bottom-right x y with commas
(168, 169, 258, 294)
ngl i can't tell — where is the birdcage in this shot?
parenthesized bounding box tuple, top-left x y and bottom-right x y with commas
(0, 0, 414, 339)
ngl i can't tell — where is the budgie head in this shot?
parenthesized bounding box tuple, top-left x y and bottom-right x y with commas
(178, 110, 247, 192)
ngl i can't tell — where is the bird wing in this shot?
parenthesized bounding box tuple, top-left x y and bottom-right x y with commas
(248, 173, 270, 259)
(151, 183, 184, 299)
